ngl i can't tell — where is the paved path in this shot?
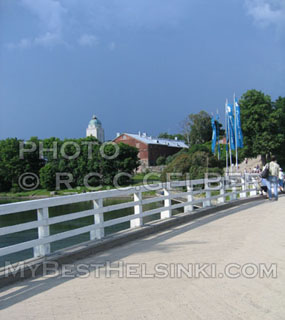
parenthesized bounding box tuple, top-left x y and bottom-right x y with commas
(1, 197, 285, 320)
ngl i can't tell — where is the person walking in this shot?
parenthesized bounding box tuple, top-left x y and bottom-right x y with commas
(266, 155, 280, 201)
(260, 178, 268, 196)
(279, 168, 284, 192)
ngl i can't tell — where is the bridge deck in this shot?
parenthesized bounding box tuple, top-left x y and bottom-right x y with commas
(1, 197, 284, 320)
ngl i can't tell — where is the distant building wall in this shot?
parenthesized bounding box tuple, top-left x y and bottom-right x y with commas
(148, 144, 182, 166)
(113, 133, 185, 171)
(86, 127, 105, 142)
(113, 134, 149, 168)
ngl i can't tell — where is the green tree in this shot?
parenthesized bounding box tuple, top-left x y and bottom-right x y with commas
(273, 96, 285, 167)
(239, 89, 283, 164)
(98, 142, 140, 185)
(182, 111, 212, 146)
(0, 137, 45, 192)
(39, 162, 58, 190)
(38, 138, 140, 190)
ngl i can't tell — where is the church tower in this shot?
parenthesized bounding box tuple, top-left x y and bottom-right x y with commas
(86, 115, 105, 143)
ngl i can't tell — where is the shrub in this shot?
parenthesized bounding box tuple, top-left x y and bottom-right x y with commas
(156, 156, 166, 166)
(162, 150, 223, 181)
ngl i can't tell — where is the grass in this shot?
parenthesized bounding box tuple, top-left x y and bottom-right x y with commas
(0, 189, 51, 198)
(132, 173, 162, 184)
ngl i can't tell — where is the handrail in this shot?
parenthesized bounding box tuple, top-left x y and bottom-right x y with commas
(0, 174, 259, 265)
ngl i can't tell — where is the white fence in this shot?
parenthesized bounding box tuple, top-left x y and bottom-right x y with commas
(0, 174, 259, 264)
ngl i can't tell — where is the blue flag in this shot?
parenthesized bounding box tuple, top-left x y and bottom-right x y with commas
(235, 99, 243, 148)
(227, 103, 235, 150)
(211, 116, 216, 154)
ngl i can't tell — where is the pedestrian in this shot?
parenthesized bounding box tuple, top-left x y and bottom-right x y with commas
(266, 155, 280, 201)
(279, 168, 284, 192)
(260, 178, 268, 196)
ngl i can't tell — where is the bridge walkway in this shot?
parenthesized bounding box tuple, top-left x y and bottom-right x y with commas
(0, 197, 284, 320)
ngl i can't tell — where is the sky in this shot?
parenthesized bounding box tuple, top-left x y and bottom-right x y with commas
(0, 0, 284, 141)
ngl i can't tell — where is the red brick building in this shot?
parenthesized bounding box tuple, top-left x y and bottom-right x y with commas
(113, 133, 188, 171)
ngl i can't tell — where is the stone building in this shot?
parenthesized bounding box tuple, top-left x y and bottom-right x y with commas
(113, 132, 188, 171)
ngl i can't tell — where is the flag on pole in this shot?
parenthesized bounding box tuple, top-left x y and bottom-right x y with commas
(216, 114, 221, 159)
(225, 100, 229, 173)
(227, 103, 236, 150)
(225, 102, 229, 146)
(211, 116, 217, 154)
(234, 99, 243, 148)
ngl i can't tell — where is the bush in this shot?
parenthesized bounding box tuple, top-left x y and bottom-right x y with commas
(156, 156, 166, 166)
(10, 183, 22, 193)
(161, 153, 192, 181)
(188, 144, 211, 155)
(189, 166, 223, 180)
(165, 155, 174, 165)
(162, 149, 223, 181)
(40, 163, 58, 191)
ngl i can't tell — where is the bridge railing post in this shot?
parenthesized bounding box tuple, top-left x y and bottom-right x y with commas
(218, 177, 225, 204)
(232, 176, 238, 200)
(184, 184, 194, 213)
(90, 198, 104, 240)
(240, 175, 246, 198)
(228, 175, 235, 201)
(34, 207, 50, 258)
(131, 191, 143, 228)
(244, 173, 249, 198)
(250, 175, 258, 196)
(203, 180, 211, 208)
(161, 188, 171, 219)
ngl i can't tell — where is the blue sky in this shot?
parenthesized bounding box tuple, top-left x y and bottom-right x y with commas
(0, 0, 284, 140)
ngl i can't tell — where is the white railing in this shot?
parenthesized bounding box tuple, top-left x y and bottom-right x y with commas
(0, 174, 259, 264)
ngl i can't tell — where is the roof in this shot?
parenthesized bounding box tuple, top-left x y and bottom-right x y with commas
(89, 115, 102, 128)
(120, 133, 189, 148)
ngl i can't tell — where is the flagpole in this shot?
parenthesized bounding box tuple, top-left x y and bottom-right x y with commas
(216, 109, 220, 160)
(225, 100, 229, 175)
(228, 101, 232, 173)
(234, 93, 238, 171)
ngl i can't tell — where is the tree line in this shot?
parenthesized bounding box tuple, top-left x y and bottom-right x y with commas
(0, 137, 139, 192)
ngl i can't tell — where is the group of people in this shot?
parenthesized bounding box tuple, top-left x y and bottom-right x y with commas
(260, 156, 283, 201)
(244, 166, 261, 174)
